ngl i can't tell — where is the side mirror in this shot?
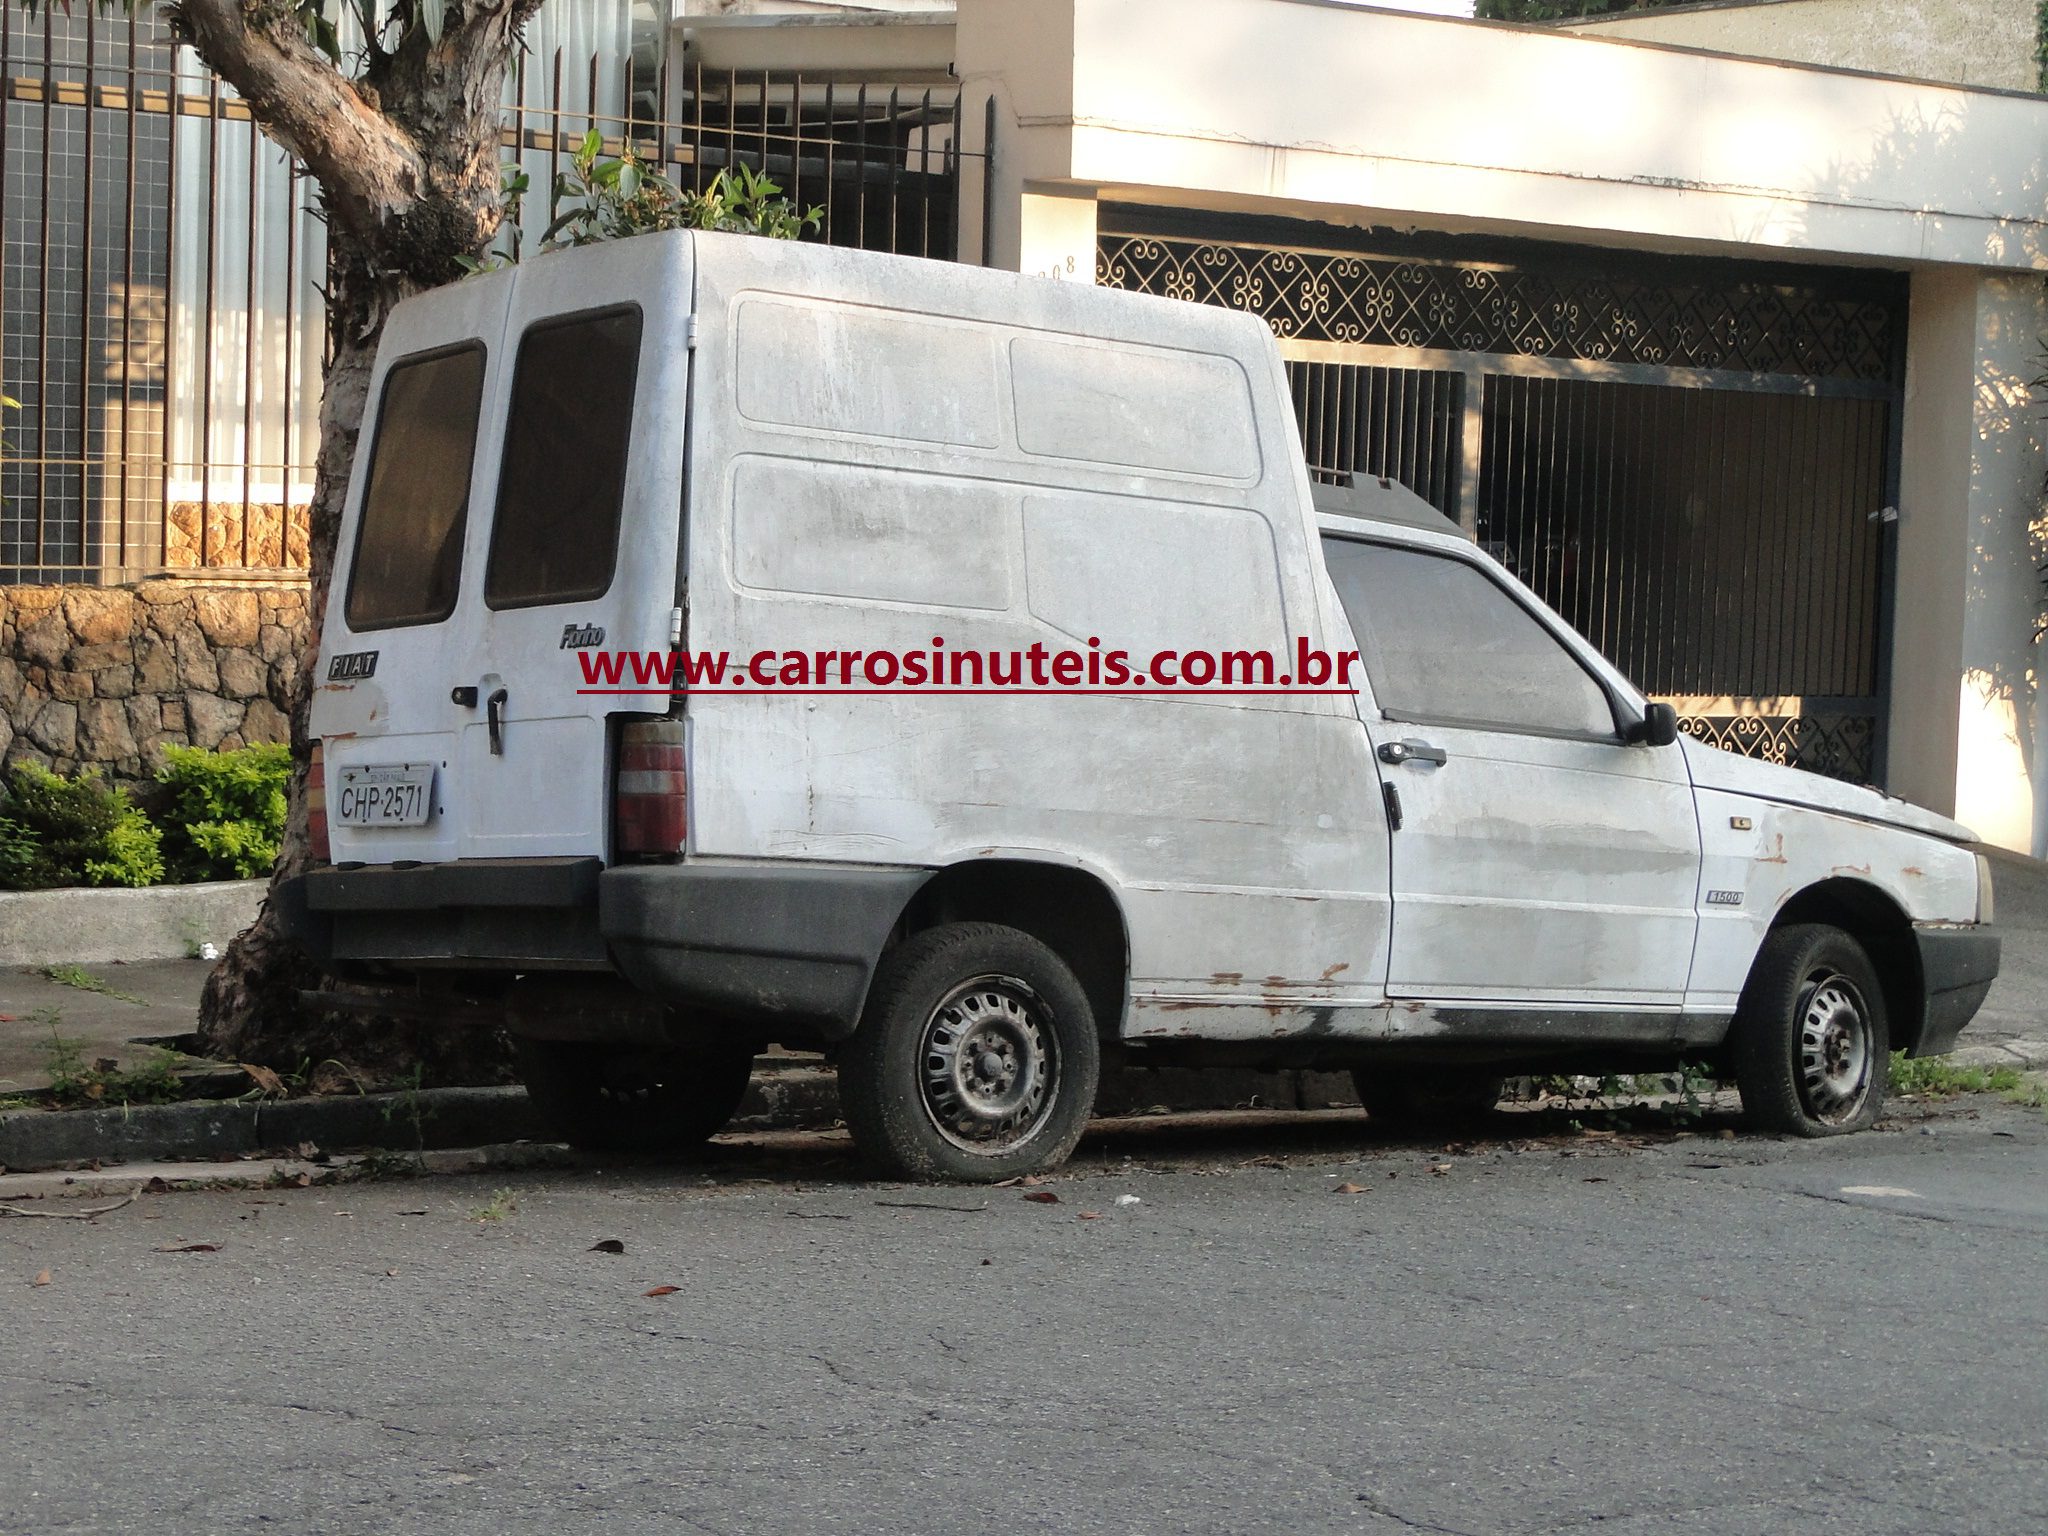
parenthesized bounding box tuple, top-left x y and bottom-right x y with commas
(1628, 701, 1680, 748)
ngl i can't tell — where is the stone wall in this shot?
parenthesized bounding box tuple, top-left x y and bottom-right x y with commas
(0, 581, 309, 782)
(165, 502, 311, 572)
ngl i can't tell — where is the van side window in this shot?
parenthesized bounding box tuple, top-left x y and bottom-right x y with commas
(1322, 537, 1615, 738)
(485, 306, 643, 609)
(344, 344, 486, 632)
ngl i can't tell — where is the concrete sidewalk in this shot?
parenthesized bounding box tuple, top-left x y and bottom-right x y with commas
(0, 959, 211, 1096)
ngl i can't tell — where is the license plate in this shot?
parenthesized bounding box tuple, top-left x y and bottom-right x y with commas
(334, 763, 436, 827)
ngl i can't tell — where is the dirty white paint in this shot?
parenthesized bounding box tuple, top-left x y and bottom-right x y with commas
(315, 231, 1990, 1049)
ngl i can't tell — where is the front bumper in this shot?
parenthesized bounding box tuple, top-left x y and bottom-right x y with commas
(282, 857, 930, 1039)
(1911, 922, 2001, 1057)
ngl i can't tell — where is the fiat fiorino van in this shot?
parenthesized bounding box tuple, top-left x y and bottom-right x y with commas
(285, 231, 2000, 1181)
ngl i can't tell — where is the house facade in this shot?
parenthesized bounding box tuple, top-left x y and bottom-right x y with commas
(4, 0, 2047, 859)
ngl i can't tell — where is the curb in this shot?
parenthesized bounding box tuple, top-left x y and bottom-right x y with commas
(0, 1061, 1357, 1174)
(0, 878, 264, 966)
(1949, 1039, 2048, 1071)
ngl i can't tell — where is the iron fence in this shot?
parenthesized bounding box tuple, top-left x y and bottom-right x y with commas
(0, 9, 978, 583)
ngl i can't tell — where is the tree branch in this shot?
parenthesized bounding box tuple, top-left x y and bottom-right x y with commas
(165, 0, 427, 243)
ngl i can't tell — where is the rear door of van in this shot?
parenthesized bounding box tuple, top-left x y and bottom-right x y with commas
(317, 234, 694, 866)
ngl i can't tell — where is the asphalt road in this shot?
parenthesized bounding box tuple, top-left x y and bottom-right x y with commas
(7, 1097, 2046, 1536)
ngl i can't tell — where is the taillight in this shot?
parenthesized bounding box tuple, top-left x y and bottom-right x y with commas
(307, 742, 331, 863)
(615, 718, 686, 857)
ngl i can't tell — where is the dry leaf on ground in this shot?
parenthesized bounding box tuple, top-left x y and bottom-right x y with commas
(154, 1242, 220, 1253)
(589, 1239, 626, 1255)
(643, 1284, 680, 1297)
(1021, 1191, 1060, 1205)
(1332, 1182, 1368, 1195)
(32, 1269, 51, 1286)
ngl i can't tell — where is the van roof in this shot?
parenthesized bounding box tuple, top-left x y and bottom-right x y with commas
(1308, 474, 1469, 539)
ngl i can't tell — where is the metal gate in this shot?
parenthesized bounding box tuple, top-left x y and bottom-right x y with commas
(1100, 214, 1905, 784)
(0, 6, 979, 583)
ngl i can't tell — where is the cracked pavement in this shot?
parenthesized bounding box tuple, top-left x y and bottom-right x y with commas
(6, 1094, 2046, 1535)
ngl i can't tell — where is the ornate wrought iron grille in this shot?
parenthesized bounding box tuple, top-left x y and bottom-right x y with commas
(1676, 713, 1877, 785)
(1096, 234, 1898, 383)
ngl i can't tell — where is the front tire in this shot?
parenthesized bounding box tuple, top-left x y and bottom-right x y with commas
(838, 923, 1101, 1182)
(1729, 923, 1888, 1137)
(513, 1036, 755, 1152)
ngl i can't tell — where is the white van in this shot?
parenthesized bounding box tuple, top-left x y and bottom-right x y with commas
(291, 230, 1999, 1181)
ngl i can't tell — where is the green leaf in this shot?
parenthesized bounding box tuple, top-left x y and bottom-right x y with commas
(311, 13, 342, 64)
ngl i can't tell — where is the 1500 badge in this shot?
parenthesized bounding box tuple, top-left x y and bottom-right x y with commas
(327, 650, 378, 681)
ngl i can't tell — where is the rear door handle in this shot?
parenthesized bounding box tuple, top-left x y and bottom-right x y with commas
(486, 687, 509, 756)
(1378, 738, 1448, 767)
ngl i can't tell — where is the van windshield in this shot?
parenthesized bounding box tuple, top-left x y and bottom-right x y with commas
(344, 344, 486, 631)
(485, 306, 644, 609)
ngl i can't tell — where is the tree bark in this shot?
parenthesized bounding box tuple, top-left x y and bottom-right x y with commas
(186, 3, 534, 1080)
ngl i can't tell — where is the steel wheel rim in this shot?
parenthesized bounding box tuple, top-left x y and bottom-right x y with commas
(1796, 969, 1872, 1123)
(918, 974, 1058, 1153)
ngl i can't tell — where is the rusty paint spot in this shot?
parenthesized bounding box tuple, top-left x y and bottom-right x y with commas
(1155, 1000, 1206, 1013)
(1756, 833, 1788, 866)
(1903, 866, 1924, 878)
(1831, 862, 1873, 878)
(1210, 972, 1243, 986)
(1319, 962, 1351, 982)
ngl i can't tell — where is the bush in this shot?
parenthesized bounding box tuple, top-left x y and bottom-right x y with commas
(155, 741, 290, 880)
(0, 762, 164, 889)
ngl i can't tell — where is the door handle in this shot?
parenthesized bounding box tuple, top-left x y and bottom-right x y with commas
(486, 687, 509, 756)
(1378, 738, 1448, 767)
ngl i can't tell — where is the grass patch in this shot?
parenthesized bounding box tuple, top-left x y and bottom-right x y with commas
(41, 963, 144, 1004)
(470, 1187, 517, 1223)
(1890, 1052, 2047, 1110)
(38, 1015, 187, 1108)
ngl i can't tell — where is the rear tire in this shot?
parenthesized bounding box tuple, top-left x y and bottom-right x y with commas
(514, 1036, 755, 1152)
(838, 923, 1101, 1182)
(1729, 923, 1888, 1137)
(1352, 1067, 1504, 1128)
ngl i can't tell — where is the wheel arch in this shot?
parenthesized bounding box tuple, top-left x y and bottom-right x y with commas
(1767, 878, 1925, 1054)
(892, 858, 1131, 1040)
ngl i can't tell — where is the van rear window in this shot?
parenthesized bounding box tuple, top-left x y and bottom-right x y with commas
(485, 306, 643, 609)
(344, 344, 486, 632)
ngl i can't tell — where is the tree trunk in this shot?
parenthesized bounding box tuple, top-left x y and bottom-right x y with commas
(197, 238, 517, 1085)
(187, 7, 536, 1083)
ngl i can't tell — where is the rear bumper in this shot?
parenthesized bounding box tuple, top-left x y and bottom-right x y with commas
(1911, 922, 2001, 1058)
(282, 857, 929, 1038)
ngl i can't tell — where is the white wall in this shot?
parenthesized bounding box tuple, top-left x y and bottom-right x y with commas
(1563, 0, 2039, 93)
(1842, 272, 2048, 852)
(1955, 276, 2048, 851)
(958, 0, 2048, 272)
